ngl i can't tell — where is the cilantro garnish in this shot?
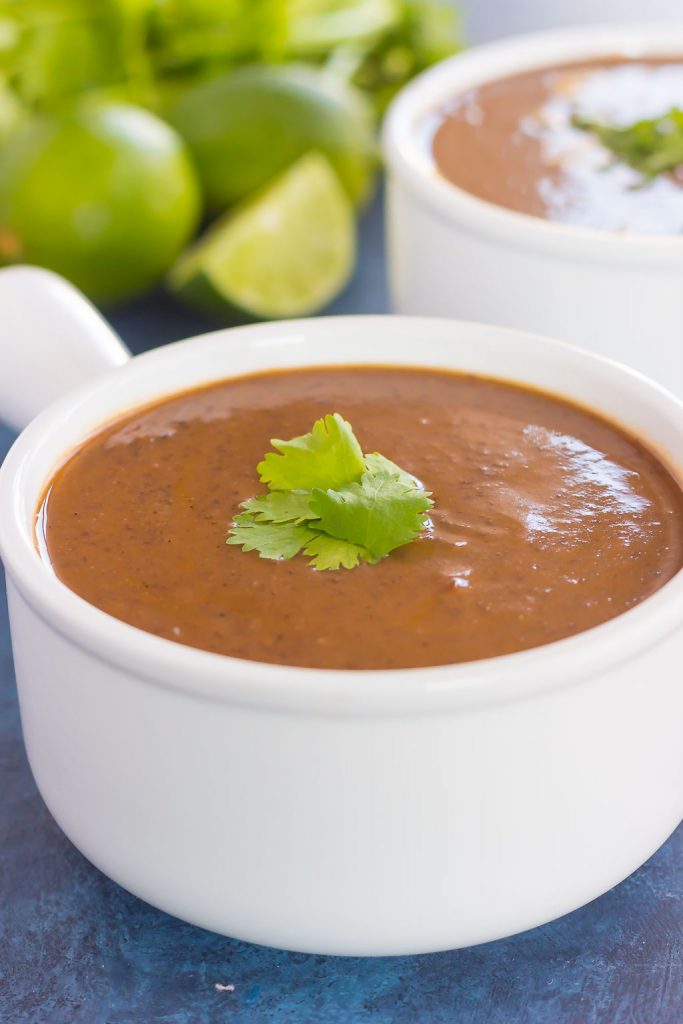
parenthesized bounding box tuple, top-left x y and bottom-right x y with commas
(571, 107, 683, 180)
(228, 413, 433, 570)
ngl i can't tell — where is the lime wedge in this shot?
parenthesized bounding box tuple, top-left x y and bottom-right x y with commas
(168, 152, 356, 320)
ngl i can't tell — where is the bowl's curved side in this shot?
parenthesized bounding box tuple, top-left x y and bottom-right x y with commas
(9, 573, 683, 954)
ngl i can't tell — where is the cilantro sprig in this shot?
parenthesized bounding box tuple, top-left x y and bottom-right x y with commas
(571, 107, 683, 180)
(228, 413, 433, 570)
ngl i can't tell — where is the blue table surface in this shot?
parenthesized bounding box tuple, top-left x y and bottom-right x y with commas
(2, 194, 682, 1024)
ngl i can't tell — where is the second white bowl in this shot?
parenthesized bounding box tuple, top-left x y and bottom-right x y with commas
(384, 24, 683, 396)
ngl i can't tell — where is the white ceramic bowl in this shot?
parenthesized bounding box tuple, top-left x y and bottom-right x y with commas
(467, 2, 682, 43)
(383, 24, 683, 395)
(1, 266, 683, 956)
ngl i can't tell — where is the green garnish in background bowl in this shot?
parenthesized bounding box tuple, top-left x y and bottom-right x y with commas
(228, 413, 433, 570)
(572, 107, 683, 180)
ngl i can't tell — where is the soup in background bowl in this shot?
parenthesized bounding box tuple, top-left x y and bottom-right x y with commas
(432, 56, 683, 234)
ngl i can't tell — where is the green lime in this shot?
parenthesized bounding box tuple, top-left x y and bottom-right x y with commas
(167, 63, 377, 211)
(0, 101, 201, 304)
(168, 151, 355, 320)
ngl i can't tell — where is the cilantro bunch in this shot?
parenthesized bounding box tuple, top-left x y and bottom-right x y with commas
(572, 107, 683, 181)
(0, 0, 461, 115)
(228, 413, 433, 570)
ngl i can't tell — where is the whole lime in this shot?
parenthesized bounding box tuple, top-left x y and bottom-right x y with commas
(0, 101, 201, 304)
(167, 63, 377, 212)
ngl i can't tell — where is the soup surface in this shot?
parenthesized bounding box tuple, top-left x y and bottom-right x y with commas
(38, 366, 683, 670)
(431, 56, 683, 233)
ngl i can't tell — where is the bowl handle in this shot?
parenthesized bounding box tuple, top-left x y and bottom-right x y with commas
(0, 266, 131, 433)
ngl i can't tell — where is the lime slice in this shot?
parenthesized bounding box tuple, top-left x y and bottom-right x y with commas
(168, 151, 355, 320)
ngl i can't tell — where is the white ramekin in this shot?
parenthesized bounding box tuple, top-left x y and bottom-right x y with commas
(383, 23, 683, 396)
(1, 266, 683, 956)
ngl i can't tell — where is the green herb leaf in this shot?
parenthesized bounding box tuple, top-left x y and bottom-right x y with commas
(344, 0, 462, 115)
(257, 412, 365, 491)
(241, 490, 318, 523)
(302, 532, 372, 571)
(228, 412, 433, 569)
(227, 513, 315, 560)
(228, 509, 372, 568)
(363, 450, 419, 487)
(572, 107, 683, 180)
(310, 469, 432, 559)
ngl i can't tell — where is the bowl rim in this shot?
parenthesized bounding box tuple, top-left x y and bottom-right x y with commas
(382, 21, 683, 261)
(2, 313, 683, 718)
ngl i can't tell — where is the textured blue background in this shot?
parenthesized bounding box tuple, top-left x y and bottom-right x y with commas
(2, 196, 683, 1024)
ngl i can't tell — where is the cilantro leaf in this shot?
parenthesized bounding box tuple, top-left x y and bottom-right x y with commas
(302, 533, 373, 571)
(241, 490, 318, 523)
(363, 451, 420, 487)
(228, 511, 374, 568)
(572, 107, 683, 180)
(227, 513, 315, 560)
(228, 412, 434, 569)
(257, 413, 365, 492)
(310, 469, 433, 559)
